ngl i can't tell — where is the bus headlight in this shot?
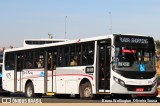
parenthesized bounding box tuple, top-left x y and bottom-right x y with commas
(113, 76, 119, 83)
(152, 79, 157, 87)
(119, 80, 125, 87)
(113, 76, 125, 87)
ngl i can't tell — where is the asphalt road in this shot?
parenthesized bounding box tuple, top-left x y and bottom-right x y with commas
(0, 93, 160, 103)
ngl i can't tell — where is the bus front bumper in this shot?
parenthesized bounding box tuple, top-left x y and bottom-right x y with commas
(134, 90, 158, 97)
(111, 82, 157, 95)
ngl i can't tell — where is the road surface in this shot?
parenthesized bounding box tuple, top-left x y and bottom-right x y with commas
(0, 93, 160, 103)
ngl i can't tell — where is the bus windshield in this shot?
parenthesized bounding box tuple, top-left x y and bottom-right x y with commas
(114, 46, 156, 72)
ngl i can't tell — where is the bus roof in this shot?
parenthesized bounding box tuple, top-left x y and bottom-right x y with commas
(5, 34, 153, 53)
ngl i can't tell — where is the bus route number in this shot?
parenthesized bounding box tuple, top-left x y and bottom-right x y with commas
(118, 62, 130, 67)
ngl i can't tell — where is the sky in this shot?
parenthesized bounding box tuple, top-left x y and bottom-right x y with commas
(0, 0, 160, 47)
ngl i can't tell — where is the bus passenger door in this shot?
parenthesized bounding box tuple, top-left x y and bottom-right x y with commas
(14, 54, 23, 92)
(44, 51, 55, 93)
(97, 39, 111, 92)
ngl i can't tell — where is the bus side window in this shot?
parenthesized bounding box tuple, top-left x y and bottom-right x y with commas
(5, 53, 15, 70)
(39, 50, 44, 68)
(64, 47, 69, 66)
(58, 47, 69, 67)
(69, 44, 81, 66)
(82, 44, 87, 65)
(82, 42, 94, 65)
(24, 51, 33, 69)
(33, 49, 44, 68)
(58, 48, 62, 67)
(70, 56, 78, 66)
(87, 44, 94, 65)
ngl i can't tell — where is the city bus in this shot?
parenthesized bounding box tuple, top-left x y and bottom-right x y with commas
(23, 39, 68, 47)
(2, 34, 157, 98)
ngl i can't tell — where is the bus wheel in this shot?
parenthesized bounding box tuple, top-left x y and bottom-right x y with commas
(25, 82, 35, 98)
(80, 82, 93, 99)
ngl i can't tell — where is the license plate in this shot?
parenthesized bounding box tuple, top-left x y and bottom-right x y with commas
(136, 88, 144, 92)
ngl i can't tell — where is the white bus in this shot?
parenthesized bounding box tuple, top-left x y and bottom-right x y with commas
(2, 34, 157, 98)
(23, 39, 68, 47)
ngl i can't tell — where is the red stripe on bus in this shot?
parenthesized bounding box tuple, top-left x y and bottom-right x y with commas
(20, 74, 93, 80)
(54, 74, 93, 80)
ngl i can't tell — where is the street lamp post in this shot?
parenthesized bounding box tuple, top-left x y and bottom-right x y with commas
(65, 16, 67, 39)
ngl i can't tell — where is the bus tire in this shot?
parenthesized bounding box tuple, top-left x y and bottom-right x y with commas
(80, 82, 93, 99)
(25, 82, 35, 98)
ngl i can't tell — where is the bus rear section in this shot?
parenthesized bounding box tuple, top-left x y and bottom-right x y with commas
(2, 49, 56, 97)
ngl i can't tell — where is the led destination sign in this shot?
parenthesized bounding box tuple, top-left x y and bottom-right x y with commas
(119, 37, 148, 44)
(114, 35, 154, 45)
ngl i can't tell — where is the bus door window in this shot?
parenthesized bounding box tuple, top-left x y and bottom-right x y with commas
(99, 46, 105, 79)
(98, 40, 111, 90)
(99, 45, 111, 80)
(16, 54, 24, 71)
(47, 52, 52, 70)
(52, 49, 57, 69)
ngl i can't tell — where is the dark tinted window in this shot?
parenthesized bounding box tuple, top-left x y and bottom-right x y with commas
(82, 42, 95, 65)
(58, 46, 69, 67)
(69, 44, 81, 66)
(24, 50, 33, 69)
(33, 49, 44, 68)
(5, 52, 15, 70)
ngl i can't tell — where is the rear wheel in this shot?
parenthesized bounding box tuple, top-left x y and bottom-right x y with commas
(80, 82, 93, 99)
(25, 82, 35, 98)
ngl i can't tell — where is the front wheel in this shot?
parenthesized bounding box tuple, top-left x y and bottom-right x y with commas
(80, 82, 93, 99)
(25, 82, 35, 98)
